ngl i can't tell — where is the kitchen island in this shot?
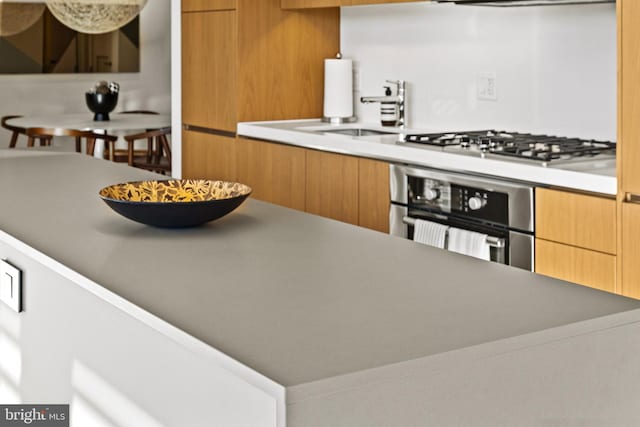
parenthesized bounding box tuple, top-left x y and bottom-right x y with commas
(1, 151, 639, 426)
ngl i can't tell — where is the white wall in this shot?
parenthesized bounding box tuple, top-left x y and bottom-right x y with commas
(0, 0, 172, 141)
(342, 2, 616, 141)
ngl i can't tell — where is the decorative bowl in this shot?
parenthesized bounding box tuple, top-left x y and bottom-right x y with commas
(86, 92, 118, 121)
(99, 180, 252, 228)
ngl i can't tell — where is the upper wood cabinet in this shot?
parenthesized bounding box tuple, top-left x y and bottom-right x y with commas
(181, 0, 339, 133)
(182, 0, 237, 12)
(619, 0, 640, 195)
(182, 9, 237, 132)
(282, 0, 425, 8)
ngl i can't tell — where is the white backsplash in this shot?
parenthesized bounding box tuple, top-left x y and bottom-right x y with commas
(341, 2, 616, 141)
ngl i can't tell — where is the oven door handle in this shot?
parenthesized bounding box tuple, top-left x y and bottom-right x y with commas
(402, 216, 506, 249)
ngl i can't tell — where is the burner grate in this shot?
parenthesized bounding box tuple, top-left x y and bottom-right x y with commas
(403, 130, 616, 163)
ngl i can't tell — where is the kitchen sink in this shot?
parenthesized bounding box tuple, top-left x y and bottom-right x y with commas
(317, 128, 397, 136)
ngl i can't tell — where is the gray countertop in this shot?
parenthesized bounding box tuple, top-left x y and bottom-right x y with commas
(0, 151, 637, 389)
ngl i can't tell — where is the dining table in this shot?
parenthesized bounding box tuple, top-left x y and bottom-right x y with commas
(6, 113, 171, 158)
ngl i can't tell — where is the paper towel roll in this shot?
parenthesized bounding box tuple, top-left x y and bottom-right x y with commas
(323, 58, 353, 120)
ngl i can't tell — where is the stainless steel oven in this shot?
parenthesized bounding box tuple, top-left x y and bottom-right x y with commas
(390, 164, 535, 271)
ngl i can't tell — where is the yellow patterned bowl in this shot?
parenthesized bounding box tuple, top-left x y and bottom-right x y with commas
(99, 180, 252, 227)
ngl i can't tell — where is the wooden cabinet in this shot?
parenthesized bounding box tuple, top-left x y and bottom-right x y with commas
(621, 202, 640, 298)
(619, 0, 640, 195)
(282, 0, 424, 8)
(535, 188, 617, 293)
(535, 239, 616, 294)
(358, 158, 389, 233)
(306, 150, 360, 226)
(182, 0, 237, 12)
(618, 0, 640, 299)
(236, 137, 306, 211)
(235, 138, 389, 233)
(182, 130, 237, 182)
(182, 9, 237, 132)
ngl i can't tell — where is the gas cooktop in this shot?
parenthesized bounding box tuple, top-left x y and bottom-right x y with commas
(403, 130, 616, 166)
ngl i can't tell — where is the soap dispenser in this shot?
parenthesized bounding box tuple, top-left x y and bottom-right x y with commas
(380, 86, 399, 126)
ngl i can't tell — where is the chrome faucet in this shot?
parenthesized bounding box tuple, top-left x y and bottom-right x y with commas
(360, 80, 406, 128)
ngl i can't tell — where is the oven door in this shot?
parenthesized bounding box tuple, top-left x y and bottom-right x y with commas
(390, 203, 534, 271)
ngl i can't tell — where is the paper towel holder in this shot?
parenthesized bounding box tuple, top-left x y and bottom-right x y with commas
(322, 53, 357, 125)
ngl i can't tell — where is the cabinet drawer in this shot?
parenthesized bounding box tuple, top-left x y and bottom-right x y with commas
(182, 0, 236, 12)
(535, 239, 616, 293)
(281, 0, 340, 8)
(536, 188, 616, 254)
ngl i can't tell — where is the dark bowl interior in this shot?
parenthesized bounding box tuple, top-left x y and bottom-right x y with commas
(99, 180, 252, 228)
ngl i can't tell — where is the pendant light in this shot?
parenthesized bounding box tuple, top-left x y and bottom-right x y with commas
(45, 0, 147, 35)
(0, 2, 45, 37)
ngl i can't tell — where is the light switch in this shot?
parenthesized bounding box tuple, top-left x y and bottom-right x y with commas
(0, 259, 22, 313)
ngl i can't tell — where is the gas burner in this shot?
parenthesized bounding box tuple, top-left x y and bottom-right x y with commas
(403, 130, 616, 163)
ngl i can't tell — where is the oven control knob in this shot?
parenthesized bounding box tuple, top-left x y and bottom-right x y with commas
(423, 188, 440, 201)
(468, 196, 486, 210)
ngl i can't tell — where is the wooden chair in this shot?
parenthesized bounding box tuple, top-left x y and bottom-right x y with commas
(2, 115, 27, 148)
(105, 110, 160, 162)
(125, 127, 172, 175)
(25, 128, 118, 156)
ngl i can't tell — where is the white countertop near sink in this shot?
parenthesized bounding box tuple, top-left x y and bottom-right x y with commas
(237, 119, 617, 195)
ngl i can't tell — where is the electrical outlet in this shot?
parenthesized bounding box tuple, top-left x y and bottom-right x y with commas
(477, 72, 497, 101)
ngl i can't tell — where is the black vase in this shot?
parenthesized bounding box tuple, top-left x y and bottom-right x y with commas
(85, 92, 118, 121)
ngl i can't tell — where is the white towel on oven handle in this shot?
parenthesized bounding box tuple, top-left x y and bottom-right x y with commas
(413, 219, 448, 249)
(447, 227, 491, 261)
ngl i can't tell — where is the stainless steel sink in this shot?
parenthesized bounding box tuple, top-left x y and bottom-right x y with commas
(318, 128, 397, 137)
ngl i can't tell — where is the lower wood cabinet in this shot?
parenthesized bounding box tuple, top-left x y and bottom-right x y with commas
(621, 202, 640, 299)
(535, 188, 617, 293)
(236, 137, 306, 211)
(281, 0, 425, 7)
(182, 130, 237, 182)
(358, 157, 389, 233)
(306, 149, 360, 226)
(535, 239, 616, 293)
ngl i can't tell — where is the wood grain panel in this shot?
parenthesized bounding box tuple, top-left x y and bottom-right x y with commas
(306, 150, 359, 225)
(536, 188, 616, 254)
(182, 0, 237, 12)
(358, 158, 389, 233)
(535, 239, 616, 294)
(620, 0, 640, 195)
(182, 10, 237, 132)
(344, 0, 425, 4)
(236, 138, 306, 211)
(621, 202, 640, 299)
(281, 0, 340, 8)
(237, 1, 340, 122)
(182, 130, 237, 182)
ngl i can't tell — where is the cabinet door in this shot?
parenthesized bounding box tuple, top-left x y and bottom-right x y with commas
(182, 130, 237, 181)
(358, 158, 389, 233)
(306, 150, 359, 225)
(281, 0, 340, 8)
(536, 188, 616, 254)
(343, 0, 426, 5)
(622, 202, 640, 299)
(236, 138, 306, 211)
(535, 239, 616, 294)
(182, 9, 237, 132)
(620, 0, 640, 194)
(183, 0, 237, 12)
